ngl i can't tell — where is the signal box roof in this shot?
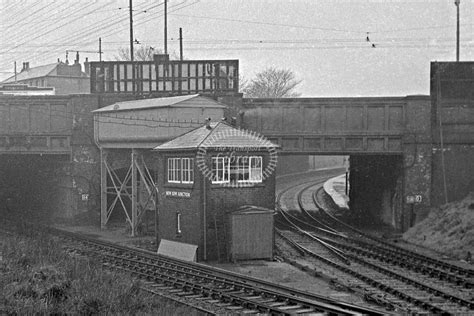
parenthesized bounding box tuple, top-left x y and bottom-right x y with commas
(154, 121, 279, 151)
(93, 94, 227, 113)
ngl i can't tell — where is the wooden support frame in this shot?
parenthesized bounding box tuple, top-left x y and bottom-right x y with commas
(89, 59, 239, 94)
(100, 149, 158, 236)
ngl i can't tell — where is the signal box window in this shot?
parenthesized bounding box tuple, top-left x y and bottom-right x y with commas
(249, 156, 262, 182)
(211, 156, 262, 184)
(168, 158, 194, 184)
(212, 156, 230, 183)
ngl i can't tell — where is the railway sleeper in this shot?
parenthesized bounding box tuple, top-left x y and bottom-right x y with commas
(239, 309, 261, 314)
(255, 298, 279, 304)
(183, 294, 204, 299)
(277, 304, 303, 310)
(226, 289, 245, 295)
(315, 190, 474, 279)
(292, 307, 316, 313)
(328, 239, 472, 288)
(348, 255, 473, 309)
(240, 295, 263, 300)
(267, 302, 288, 307)
(225, 306, 244, 311)
(172, 290, 191, 295)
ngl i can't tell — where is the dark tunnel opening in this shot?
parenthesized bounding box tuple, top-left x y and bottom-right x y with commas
(349, 155, 403, 230)
(0, 154, 70, 221)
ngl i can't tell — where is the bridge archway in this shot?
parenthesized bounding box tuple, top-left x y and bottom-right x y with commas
(0, 154, 71, 220)
(349, 155, 403, 230)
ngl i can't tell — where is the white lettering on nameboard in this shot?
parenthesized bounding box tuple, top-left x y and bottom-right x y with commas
(165, 190, 191, 198)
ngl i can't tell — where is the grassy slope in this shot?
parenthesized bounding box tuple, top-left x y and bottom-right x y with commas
(403, 192, 474, 260)
(0, 229, 194, 315)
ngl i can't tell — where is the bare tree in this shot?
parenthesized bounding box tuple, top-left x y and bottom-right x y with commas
(239, 75, 250, 94)
(115, 45, 182, 61)
(115, 45, 156, 61)
(242, 67, 301, 98)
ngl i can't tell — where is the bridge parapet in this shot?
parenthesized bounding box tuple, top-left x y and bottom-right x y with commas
(0, 96, 73, 155)
(0, 135, 70, 154)
(241, 97, 423, 154)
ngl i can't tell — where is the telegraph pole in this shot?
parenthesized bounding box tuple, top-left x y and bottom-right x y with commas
(99, 37, 102, 62)
(179, 28, 183, 60)
(455, 0, 460, 61)
(164, 0, 168, 55)
(129, 0, 134, 62)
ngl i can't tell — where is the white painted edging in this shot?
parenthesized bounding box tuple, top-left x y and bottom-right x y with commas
(323, 174, 349, 210)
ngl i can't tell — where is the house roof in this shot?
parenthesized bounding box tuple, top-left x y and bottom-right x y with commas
(154, 121, 279, 151)
(93, 94, 227, 113)
(2, 63, 59, 83)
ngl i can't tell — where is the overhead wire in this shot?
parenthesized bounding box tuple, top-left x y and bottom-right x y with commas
(170, 13, 365, 34)
(2, 1, 68, 41)
(2, 2, 82, 45)
(0, 0, 23, 14)
(1, 1, 105, 46)
(0, 0, 157, 68)
(4, 0, 146, 38)
(70, 0, 198, 59)
(171, 12, 472, 35)
(0, 34, 469, 62)
(1, 1, 472, 76)
(0, 0, 44, 27)
(370, 23, 474, 34)
(4, 0, 59, 31)
(0, 37, 469, 72)
(0, 1, 114, 69)
(2, 35, 468, 48)
(81, 0, 194, 46)
(61, 1, 166, 48)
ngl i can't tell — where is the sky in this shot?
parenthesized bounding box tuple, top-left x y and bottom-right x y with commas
(0, 0, 473, 97)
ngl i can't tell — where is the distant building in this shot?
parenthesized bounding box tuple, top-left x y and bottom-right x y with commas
(0, 84, 55, 95)
(1, 58, 90, 95)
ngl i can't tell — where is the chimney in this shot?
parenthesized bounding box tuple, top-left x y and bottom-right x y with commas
(21, 62, 30, 72)
(205, 118, 212, 129)
(84, 57, 90, 76)
(74, 51, 79, 64)
(153, 53, 170, 64)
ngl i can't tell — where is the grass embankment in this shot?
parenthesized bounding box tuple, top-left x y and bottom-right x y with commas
(403, 192, 474, 260)
(0, 227, 194, 315)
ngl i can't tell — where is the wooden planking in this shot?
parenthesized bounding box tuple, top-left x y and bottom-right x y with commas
(90, 60, 239, 94)
(230, 211, 274, 260)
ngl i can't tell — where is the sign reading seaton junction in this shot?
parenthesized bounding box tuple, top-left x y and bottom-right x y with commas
(165, 190, 191, 198)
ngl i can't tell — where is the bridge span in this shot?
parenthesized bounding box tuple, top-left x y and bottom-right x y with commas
(240, 96, 409, 154)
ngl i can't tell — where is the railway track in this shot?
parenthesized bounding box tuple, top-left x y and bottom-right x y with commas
(276, 179, 474, 314)
(314, 188, 474, 282)
(1, 220, 383, 316)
